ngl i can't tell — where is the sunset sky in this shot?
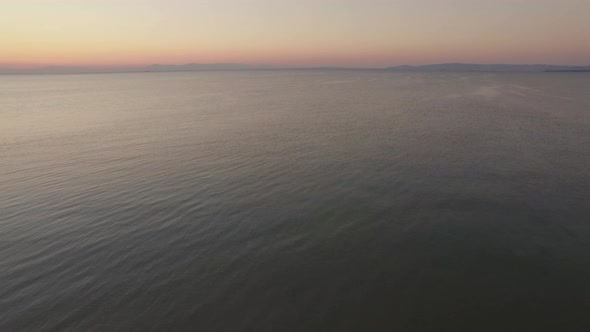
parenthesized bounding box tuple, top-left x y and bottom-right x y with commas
(2, 0, 590, 68)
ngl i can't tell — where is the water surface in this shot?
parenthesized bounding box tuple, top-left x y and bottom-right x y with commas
(1, 71, 590, 331)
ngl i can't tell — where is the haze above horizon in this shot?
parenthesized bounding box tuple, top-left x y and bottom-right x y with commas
(2, 0, 590, 68)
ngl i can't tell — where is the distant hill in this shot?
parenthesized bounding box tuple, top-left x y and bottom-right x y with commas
(2, 62, 590, 74)
(387, 63, 590, 72)
(144, 63, 274, 72)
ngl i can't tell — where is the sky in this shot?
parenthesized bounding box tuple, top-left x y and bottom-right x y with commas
(2, 0, 590, 68)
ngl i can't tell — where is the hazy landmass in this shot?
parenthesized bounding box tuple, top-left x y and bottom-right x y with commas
(387, 63, 590, 72)
(145, 63, 276, 72)
(1, 63, 590, 75)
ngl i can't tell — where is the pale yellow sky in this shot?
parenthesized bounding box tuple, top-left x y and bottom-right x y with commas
(2, 0, 589, 67)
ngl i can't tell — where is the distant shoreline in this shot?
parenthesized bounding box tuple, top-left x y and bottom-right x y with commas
(544, 70, 590, 72)
(1, 63, 589, 75)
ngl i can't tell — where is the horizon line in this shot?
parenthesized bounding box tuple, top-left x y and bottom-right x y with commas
(2, 62, 590, 75)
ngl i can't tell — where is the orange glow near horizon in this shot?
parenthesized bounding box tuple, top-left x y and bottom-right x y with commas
(2, 0, 590, 69)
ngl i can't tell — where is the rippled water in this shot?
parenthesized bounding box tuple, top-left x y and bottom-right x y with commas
(1, 71, 590, 331)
